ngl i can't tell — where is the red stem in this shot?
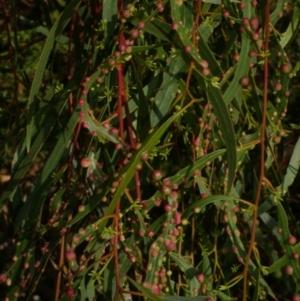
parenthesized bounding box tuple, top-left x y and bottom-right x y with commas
(242, 0, 270, 299)
(113, 201, 121, 301)
(117, 62, 125, 142)
(67, 12, 77, 113)
(55, 118, 83, 300)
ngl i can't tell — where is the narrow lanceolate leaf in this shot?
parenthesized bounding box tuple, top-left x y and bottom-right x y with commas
(14, 108, 79, 230)
(83, 110, 123, 144)
(128, 278, 164, 301)
(270, 0, 285, 24)
(179, 1, 194, 29)
(103, 0, 118, 40)
(276, 202, 300, 292)
(197, 29, 223, 77)
(207, 85, 237, 194)
(170, 1, 204, 67)
(170, 253, 200, 295)
(0, 100, 67, 212)
(132, 18, 171, 42)
(26, 0, 81, 152)
(68, 106, 190, 228)
(79, 70, 125, 144)
(222, 34, 251, 105)
(281, 137, 300, 194)
(182, 195, 242, 219)
(150, 55, 187, 127)
(280, 5, 300, 48)
(144, 216, 171, 285)
(170, 0, 237, 194)
(104, 113, 185, 223)
(222, 1, 251, 104)
(269, 241, 300, 274)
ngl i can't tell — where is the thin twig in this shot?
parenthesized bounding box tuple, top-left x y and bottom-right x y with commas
(242, 1, 270, 299)
(54, 234, 65, 301)
(113, 201, 121, 301)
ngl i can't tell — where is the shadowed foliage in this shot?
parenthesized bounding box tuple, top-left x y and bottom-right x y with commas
(1, 0, 300, 300)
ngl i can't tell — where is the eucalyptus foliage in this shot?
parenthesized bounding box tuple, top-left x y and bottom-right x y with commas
(1, 0, 300, 301)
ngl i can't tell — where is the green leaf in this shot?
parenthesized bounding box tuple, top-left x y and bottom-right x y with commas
(68, 106, 190, 228)
(268, 241, 300, 274)
(207, 85, 237, 194)
(103, 0, 118, 40)
(170, 253, 200, 295)
(0, 100, 68, 212)
(182, 194, 241, 219)
(26, 0, 81, 151)
(170, 0, 237, 194)
(128, 277, 164, 301)
(270, 0, 285, 24)
(179, 1, 194, 29)
(14, 107, 79, 230)
(222, 35, 251, 105)
(280, 5, 300, 47)
(150, 55, 187, 127)
(281, 137, 300, 194)
(132, 18, 172, 42)
(272, 202, 300, 290)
